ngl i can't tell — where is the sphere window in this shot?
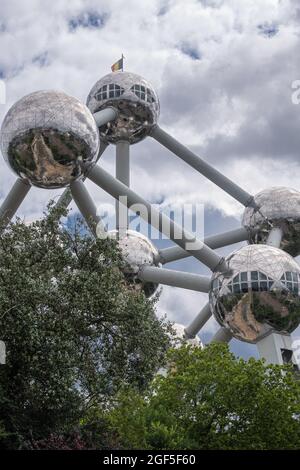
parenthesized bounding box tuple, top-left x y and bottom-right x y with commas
(131, 84, 155, 103)
(95, 84, 124, 101)
(226, 271, 274, 294)
(241, 283, 248, 293)
(233, 284, 240, 294)
(280, 272, 299, 294)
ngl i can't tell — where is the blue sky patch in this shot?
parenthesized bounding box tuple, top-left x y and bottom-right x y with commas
(179, 43, 202, 60)
(32, 52, 50, 67)
(258, 22, 279, 38)
(68, 11, 108, 31)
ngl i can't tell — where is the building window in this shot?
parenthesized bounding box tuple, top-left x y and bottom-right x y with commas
(95, 84, 124, 101)
(131, 84, 155, 103)
(226, 271, 274, 294)
(280, 272, 299, 294)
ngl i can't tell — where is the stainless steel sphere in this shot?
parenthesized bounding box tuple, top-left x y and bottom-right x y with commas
(0, 90, 99, 189)
(86, 71, 160, 144)
(209, 244, 300, 344)
(109, 229, 160, 297)
(171, 323, 203, 348)
(242, 187, 300, 256)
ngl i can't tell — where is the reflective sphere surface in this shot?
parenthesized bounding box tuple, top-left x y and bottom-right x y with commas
(0, 91, 99, 188)
(209, 244, 300, 344)
(86, 71, 160, 144)
(242, 187, 300, 256)
(109, 229, 160, 297)
(171, 323, 203, 348)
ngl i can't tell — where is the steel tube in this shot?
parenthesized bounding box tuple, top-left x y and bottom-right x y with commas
(93, 107, 118, 127)
(0, 178, 31, 227)
(266, 227, 283, 249)
(152, 126, 256, 208)
(138, 265, 211, 292)
(87, 165, 228, 272)
(70, 180, 105, 236)
(159, 226, 249, 264)
(184, 303, 212, 338)
(116, 140, 130, 231)
(211, 327, 233, 343)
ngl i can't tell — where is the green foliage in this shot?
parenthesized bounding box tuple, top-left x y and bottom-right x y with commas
(0, 204, 171, 449)
(108, 343, 300, 450)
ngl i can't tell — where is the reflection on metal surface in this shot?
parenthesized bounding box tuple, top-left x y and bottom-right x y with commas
(109, 229, 160, 297)
(0, 91, 99, 188)
(209, 244, 300, 344)
(87, 71, 160, 144)
(172, 323, 203, 348)
(242, 187, 300, 256)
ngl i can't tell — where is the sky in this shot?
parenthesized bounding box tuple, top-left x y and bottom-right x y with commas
(0, 0, 300, 359)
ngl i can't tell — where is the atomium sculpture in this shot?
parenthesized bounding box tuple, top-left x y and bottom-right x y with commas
(0, 70, 299, 367)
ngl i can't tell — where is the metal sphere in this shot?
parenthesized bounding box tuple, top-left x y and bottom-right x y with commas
(86, 71, 160, 145)
(171, 323, 203, 348)
(0, 90, 99, 189)
(209, 244, 300, 344)
(242, 187, 300, 256)
(109, 229, 160, 297)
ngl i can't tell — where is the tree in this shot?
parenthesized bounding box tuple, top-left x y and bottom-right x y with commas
(0, 205, 171, 449)
(109, 343, 300, 450)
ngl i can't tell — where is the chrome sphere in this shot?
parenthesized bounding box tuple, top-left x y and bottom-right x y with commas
(209, 244, 300, 344)
(171, 323, 203, 348)
(242, 187, 300, 256)
(109, 229, 160, 297)
(86, 71, 160, 144)
(0, 90, 99, 188)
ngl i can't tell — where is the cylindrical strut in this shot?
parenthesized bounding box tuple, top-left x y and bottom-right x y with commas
(211, 327, 233, 343)
(151, 126, 256, 208)
(184, 303, 212, 338)
(0, 178, 31, 227)
(138, 265, 211, 292)
(70, 180, 105, 236)
(115, 140, 130, 231)
(159, 227, 249, 264)
(266, 227, 283, 249)
(93, 107, 118, 127)
(87, 165, 228, 273)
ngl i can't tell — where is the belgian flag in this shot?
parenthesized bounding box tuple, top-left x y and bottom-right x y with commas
(111, 55, 124, 72)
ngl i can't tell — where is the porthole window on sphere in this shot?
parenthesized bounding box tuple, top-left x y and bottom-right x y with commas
(95, 84, 124, 101)
(131, 84, 155, 103)
(280, 271, 299, 294)
(224, 271, 275, 294)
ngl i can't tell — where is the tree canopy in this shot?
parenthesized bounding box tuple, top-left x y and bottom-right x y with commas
(109, 343, 300, 450)
(0, 206, 171, 449)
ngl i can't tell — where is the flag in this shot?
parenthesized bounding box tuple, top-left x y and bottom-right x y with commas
(111, 55, 124, 72)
